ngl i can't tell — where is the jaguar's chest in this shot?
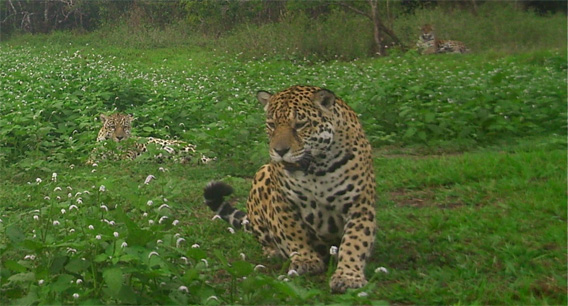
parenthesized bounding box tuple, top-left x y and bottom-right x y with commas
(276, 164, 359, 240)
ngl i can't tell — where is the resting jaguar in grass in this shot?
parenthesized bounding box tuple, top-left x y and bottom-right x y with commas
(88, 113, 213, 164)
(204, 85, 377, 293)
(417, 24, 469, 54)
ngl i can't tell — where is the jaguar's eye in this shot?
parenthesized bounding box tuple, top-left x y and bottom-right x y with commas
(266, 122, 276, 130)
(294, 121, 308, 130)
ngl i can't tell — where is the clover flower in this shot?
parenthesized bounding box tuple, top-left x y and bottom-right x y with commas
(287, 269, 299, 277)
(148, 251, 159, 258)
(52, 220, 60, 226)
(374, 267, 389, 274)
(44, 196, 50, 200)
(36, 178, 42, 184)
(76, 198, 83, 204)
(191, 244, 200, 248)
(69, 205, 78, 211)
(73, 293, 79, 299)
(178, 286, 189, 293)
(38, 279, 45, 285)
(158, 204, 170, 210)
(144, 175, 156, 185)
(88, 225, 94, 230)
(172, 220, 180, 226)
(121, 242, 128, 248)
(99, 185, 106, 192)
(254, 264, 266, 271)
(329, 246, 338, 255)
(61, 209, 66, 214)
(176, 238, 185, 248)
(54, 187, 62, 192)
(159, 216, 168, 224)
(147, 200, 153, 206)
(76, 279, 83, 285)
(113, 232, 119, 238)
(95, 235, 101, 240)
(33, 215, 39, 221)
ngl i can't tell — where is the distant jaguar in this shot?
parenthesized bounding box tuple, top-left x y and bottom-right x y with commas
(204, 85, 377, 293)
(417, 24, 469, 54)
(88, 113, 213, 164)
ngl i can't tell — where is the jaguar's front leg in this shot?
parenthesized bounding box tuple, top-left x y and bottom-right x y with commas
(330, 206, 376, 293)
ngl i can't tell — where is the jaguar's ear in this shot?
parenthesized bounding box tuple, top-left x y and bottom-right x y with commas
(313, 89, 335, 111)
(257, 91, 272, 111)
(127, 114, 135, 123)
(100, 114, 108, 123)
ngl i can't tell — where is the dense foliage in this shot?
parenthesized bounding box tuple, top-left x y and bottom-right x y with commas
(0, 44, 565, 168)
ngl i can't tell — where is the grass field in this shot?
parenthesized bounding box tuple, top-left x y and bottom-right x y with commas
(0, 40, 566, 304)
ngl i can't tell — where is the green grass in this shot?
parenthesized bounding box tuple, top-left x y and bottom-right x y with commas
(0, 37, 566, 304)
(0, 138, 565, 304)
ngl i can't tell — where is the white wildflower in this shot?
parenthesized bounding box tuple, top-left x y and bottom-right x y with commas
(95, 234, 101, 240)
(100, 205, 108, 211)
(158, 204, 170, 210)
(73, 293, 79, 299)
(144, 175, 156, 185)
(76, 279, 83, 285)
(149, 220, 154, 225)
(374, 267, 389, 274)
(113, 232, 119, 238)
(201, 258, 208, 267)
(211, 215, 221, 221)
(54, 187, 62, 192)
(176, 238, 185, 248)
(38, 279, 45, 285)
(178, 286, 189, 293)
(180, 256, 189, 264)
(191, 244, 200, 248)
(76, 198, 83, 204)
(52, 220, 60, 226)
(69, 205, 78, 211)
(254, 264, 266, 271)
(142, 212, 148, 218)
(36, 178, 42, 183)
(159, 216, 168, 224)
(69, 229, 75, 233)
(158, 167, 167, 172)
(51, 173, 57, 182)
(287, 269, 299, 277)
(357, 292, 368, 297)
(24, 255, 36, 260)
(61, 209, 66, 215)
(227, 227, 235, 234)
(148, 251, 159, 258)
(88, 225, 94, 230)
(329, 246, 338, 255)
(99, 185, 106, 192)
(207, 296, 219, 302)
(172, 219, 180, 226)
(66, 247, 77, 254)
(44, 196, 50, 200)
(33, 215, 39, 221)
(240, 253, 246, 260)
(121, 242, 128, 248)
(147, 200, 153, 206)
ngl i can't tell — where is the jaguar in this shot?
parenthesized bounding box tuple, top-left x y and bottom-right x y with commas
(417, 24, 469, 54)
(204, 85, 377, 293)
(88, 113, 213, 164)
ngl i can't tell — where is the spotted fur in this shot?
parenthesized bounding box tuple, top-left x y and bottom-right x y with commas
(204, 85, 376, 293)
(417, 24, 469, 54)
(88, 113, 213, 164)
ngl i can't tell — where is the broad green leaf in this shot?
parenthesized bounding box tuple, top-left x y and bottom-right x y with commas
(103, 267, 123, 296)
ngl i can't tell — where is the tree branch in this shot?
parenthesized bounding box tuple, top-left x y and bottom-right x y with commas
(337, 2, 372, 20)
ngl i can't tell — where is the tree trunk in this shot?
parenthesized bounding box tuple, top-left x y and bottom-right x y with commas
(368, 0, 386, 56)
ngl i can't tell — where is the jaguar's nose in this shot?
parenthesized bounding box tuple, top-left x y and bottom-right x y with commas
(274, 147, 289, 157)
